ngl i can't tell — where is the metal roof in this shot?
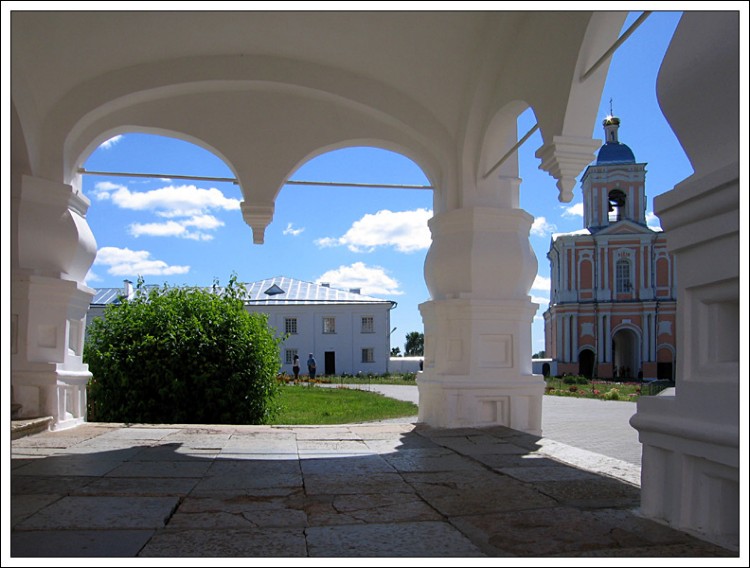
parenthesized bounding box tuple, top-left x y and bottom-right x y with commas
(90, 277, 396, 308)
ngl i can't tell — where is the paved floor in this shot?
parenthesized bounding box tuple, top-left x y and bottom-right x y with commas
(9, 393, 737, 559)
(327, 384, 642, 466)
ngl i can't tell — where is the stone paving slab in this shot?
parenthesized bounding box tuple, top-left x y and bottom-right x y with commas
(12, 529, 155, 557)
(9, 420, 738, 559)
(11, 494, 61, 527)
(12, 455, 124, 477)
(138, 527, 308, 557)
(14, 495, 179, 530)
(305, 521, 486, 557)
(105, 459, 215, 478)
(72, 476, 200, 497)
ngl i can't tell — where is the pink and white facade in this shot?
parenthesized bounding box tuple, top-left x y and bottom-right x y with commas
(544, 117, 677, 380)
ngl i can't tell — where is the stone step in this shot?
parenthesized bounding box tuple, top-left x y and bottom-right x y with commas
(11, 416, 54, 440)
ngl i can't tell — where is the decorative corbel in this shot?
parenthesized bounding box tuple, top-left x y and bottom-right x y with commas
(535, 135, 601, 202)
(240, 202, 275, 244)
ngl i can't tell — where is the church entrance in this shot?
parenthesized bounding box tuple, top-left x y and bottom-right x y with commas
(612, 329, 639, 380)
(578, 349, 595, 380)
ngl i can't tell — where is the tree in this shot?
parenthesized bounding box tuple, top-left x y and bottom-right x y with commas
(533, 350, 546, 359)
(404, 331, 424, 356)
(390, 346, 402, 357)
(84, 276, 281, 425)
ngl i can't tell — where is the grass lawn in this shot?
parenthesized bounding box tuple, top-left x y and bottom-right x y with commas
(268, 385, 418, 425)
(280, 373, 418, 386)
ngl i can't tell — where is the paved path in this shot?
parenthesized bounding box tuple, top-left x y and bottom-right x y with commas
(329, 384, 641, 466)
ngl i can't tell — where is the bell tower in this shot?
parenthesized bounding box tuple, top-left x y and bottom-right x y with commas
(580, 114, 647, 231)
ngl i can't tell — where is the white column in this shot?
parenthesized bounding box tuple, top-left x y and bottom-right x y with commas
(12, 175, 96, 430)
(642, 313, 650, 362)
(630, 12, 739, 550)
(556, 315, 563, 361)
(571, 314, 578, 363)
(562, 315, 570, 363)
(418, 203, 544, 434)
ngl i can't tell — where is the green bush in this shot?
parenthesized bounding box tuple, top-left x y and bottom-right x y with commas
(84, 276, 281, 424)
(603, 388, 621, 401)
(562, 374, 590, 385)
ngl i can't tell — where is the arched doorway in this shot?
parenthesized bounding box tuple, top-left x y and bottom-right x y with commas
(611, 328, 639, 380)
(578, 348, 595, 380)
(656, 346, 675, 382)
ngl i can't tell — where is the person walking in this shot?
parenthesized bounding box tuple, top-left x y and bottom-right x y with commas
(292, 354, 300, 380)
(307, 353, 317, 380)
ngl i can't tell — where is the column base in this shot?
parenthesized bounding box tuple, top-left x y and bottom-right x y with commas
(12, 365, 90, 430)
(630, 393, 739, 550)
(417, 374, 544, 434)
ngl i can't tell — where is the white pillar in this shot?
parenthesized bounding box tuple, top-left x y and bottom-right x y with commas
(630, 12, 739, 550)
(562, 315, 570, 363)
(12, 175, 97, 429)
(571, 314, 578, 363)
(641, 313, 650, 363)
(418, 203, 544, 434)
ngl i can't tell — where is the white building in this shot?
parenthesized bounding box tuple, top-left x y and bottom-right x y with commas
(10, 11, 740, 547)
(87, 277, 396, 376)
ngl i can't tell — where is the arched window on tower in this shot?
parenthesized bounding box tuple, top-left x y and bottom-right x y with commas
(608, 189, 627, 222)
(616, 259, 632, 293)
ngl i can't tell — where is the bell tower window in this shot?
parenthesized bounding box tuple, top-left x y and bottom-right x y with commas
(608, 189, 627, 222)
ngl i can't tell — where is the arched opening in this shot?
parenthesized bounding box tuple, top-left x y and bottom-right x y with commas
(608, 189, 627, 222)
(656, 346, 675, 382)
(278, 145, 433, 361)
(79, 132, 243, 289)
(578, 348, 596, 380)
(611, 328, 640, 380)
(542, 362, 551, 377)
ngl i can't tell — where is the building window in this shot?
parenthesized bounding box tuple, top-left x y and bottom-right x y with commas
(362, 348, 374, 363)
(616, 259, 632, 293)
(285, 348, 298, 365)
(323, 317, 336, 334)
(361, 316, 374, 333)
(285, 317, 298, 335)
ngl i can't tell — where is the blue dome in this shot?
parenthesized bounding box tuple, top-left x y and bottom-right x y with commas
(596, 142, 635, 165)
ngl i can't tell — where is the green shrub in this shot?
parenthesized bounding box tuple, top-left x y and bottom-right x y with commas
(84, 276, 281, 424)
(603, 388, 621, 401)
(562, 374, 590, 385)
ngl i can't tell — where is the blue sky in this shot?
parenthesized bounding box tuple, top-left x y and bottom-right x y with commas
(81, 11, 691, 354)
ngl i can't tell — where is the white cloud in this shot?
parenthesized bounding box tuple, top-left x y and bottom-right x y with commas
(317, 262, 403, 296)
(94, 246, 190, 276)
(84, 269, 102, 285)
(99, 135, 123, 150)
(92, 183, 239, 217)
(562, 202, 584, 217)
(283, 222, 305, 236)
(91, 182, 236, 239)
(646, 211, 663, 230)
(128, 215, 223, 240)
(531, 216, 557, 237)
(532, 275, 551, 292)
(315, 208, 432, 253)
(531, 295, 550, 306)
